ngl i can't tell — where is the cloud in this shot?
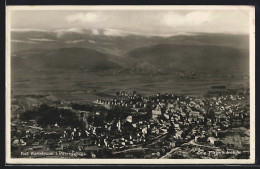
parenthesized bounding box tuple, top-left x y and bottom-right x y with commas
(63, 11, 226, 34)
(55, 28, 85, 37)
(66, 12, 99, 24)
(12, 10, 249, 35)
(91, 29, 100, 35)
(11, 29, 47, 32)
(88, 40, 96, 44)
(11, 39, 39, 44)
(65, 39, 85, 44)
(161, 11, 215, 27)
(186, 11, 214, 25)
(29, 38, 57, 42)
(103, 29, 129, 37)
(161, 12, 184, 27)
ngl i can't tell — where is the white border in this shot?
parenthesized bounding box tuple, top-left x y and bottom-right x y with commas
(6, 5, 255, 164)
(4, 5, 255, 10)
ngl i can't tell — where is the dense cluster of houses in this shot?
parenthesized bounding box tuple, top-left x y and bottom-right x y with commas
(11, 88, 250, 158)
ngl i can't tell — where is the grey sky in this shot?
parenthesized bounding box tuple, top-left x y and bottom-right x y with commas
(11, 9, 250, 34)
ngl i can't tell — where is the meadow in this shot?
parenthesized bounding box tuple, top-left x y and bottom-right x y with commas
(11, 68, 249, 103)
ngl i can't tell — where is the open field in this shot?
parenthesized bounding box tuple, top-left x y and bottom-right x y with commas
(11, 68, 249, 103)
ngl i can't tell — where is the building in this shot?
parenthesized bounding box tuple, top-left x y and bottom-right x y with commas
(208, 137, 218, 145)
(152, 110, 162, 119)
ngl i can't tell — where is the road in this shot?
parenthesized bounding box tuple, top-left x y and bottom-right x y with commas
(160, 141, 192, 159)
(113, 133, 168, 155)
(112, 147, 148, 154)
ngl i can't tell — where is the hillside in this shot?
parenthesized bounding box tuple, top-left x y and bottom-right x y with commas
(11, 29, 249, 56)
(12, 47, 122, 71)
(11, 30, 249, 74)
(126, 44, 249, 73)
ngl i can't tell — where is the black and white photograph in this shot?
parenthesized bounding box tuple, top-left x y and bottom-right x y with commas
(5, 5, 255, 164)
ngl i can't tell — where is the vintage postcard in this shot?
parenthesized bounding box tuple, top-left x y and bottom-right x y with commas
(6, 5, 255, 164)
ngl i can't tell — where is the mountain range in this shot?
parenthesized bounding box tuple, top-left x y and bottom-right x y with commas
(11, 28, 249, 74)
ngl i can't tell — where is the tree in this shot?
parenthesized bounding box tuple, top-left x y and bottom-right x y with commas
(207, 107, 215, 120)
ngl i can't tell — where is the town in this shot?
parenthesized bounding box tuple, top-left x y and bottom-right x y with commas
(11, 87, 250, 159)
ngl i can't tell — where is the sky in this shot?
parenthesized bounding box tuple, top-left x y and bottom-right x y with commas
(10, 9, 251, 35)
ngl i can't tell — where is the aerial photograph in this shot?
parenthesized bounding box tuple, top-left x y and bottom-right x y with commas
(7, 6, 254, 162)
